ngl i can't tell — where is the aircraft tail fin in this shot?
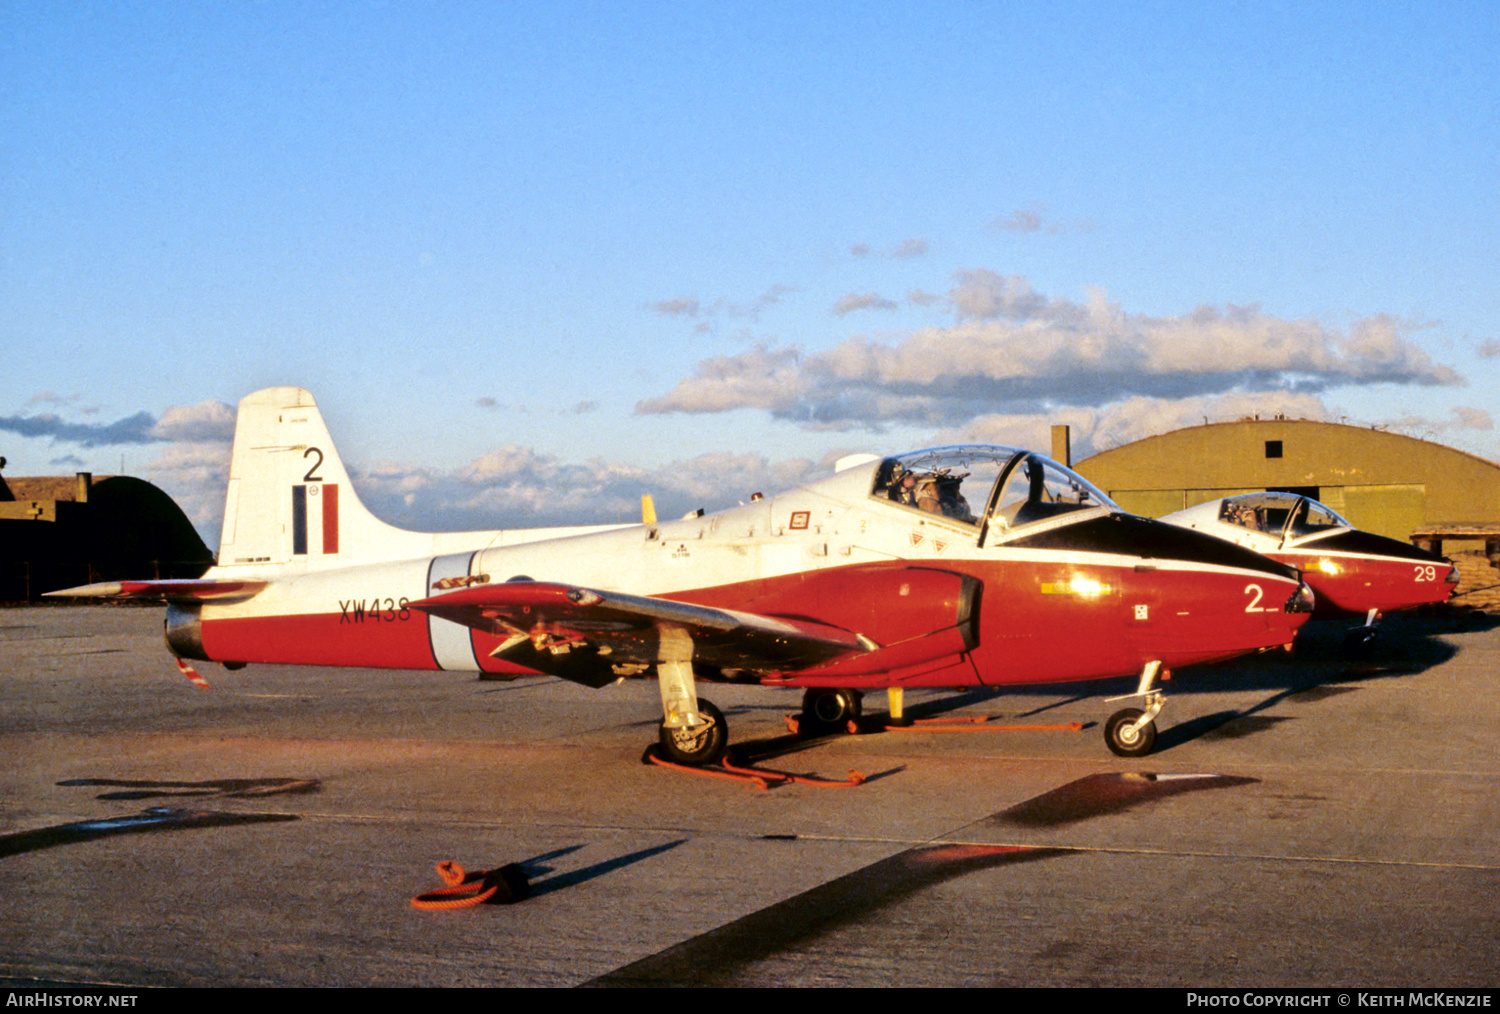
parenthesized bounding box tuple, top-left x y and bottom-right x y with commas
(217, 387, 423, 568)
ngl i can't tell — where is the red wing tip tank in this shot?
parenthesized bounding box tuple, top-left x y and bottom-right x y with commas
(50, 387, 1313, 762)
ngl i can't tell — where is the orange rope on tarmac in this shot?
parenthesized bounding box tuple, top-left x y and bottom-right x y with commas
(643, 746, 865, 789)
(411, 861, 530, 910)
(643, 749, 771, 789)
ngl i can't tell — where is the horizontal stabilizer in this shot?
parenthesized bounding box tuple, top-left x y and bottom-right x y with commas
(45, 579, 268, 603)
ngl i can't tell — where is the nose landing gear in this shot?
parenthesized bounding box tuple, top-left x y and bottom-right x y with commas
(1104, 660, 1167, 757)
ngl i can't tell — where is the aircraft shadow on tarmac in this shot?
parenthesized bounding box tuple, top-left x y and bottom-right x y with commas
(0, 778, 319, 858)
(584, 772, 1253, 986)
(1149, 608, 1495, 752)
(0, 807, 298, 859)
(514, 840, 690, 899)
(704, 609, 1493, 763)
(55, 776, 322, 801)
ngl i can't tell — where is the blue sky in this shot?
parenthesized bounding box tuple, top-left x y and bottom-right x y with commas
(4, 2, 1497, 544)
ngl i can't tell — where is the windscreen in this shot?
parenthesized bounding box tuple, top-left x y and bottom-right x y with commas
(872, 446, 1118, 539)
(1218, 492, 1350, 541)
(988, 453, 1118, 535)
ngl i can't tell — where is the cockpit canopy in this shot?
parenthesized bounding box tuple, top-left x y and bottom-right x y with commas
(870, 446, 1118, 537)
(1217, 492, 1351, 543)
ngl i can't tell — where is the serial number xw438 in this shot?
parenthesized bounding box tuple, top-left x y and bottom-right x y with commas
(339, 597, 411, 623)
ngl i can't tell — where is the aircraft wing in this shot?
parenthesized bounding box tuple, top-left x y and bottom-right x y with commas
(407, 582, 873, 687)
(45, 579, 268, 602)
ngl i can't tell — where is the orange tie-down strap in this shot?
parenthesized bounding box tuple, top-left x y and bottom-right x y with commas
(412, 861, 531, 910)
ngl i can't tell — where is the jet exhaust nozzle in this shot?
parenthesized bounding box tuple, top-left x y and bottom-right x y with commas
(165, 603, 208, 661)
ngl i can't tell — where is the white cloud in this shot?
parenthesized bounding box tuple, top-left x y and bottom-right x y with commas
(992, 208, 1044, 233)
(638, 273, 1460, 430)
(648, 285, 796, 329)
(851, 239, 927, 259)
(142, 440, 235, 546)
(652, 297, 701, 317)
(1449, 405, 1493, 430)
(151, 400, 235, 442)
(348, 446, 826, 531)
(989, 206, 1094, 235)
(833, 291, 899, 315)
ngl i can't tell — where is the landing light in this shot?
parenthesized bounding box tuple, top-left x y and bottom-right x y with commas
(1315, 558, 1342, 575)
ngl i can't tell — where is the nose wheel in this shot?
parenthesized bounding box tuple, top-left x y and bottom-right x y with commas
(1104, 661, 1167, 757)
(1105, 703, 1158, 757)
(1341, 607, 1382, 659)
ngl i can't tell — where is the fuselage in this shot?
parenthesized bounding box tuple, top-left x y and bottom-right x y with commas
(1161, 493, 1457, 619)
(173, 449, 1311, 689)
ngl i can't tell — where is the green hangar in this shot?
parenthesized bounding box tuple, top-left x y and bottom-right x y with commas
(1072, 418, 1500, 556)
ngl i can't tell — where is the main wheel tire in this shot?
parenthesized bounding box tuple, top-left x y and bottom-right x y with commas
(800, 688, 862, 731)
(658, 698, 728, 766)
(1105, 707, 1157, 757)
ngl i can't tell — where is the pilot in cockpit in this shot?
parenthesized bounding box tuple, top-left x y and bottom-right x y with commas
(915, 471, 973, 522)
(883, 463, 973, 523)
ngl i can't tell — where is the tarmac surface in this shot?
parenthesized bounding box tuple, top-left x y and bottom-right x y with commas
(2, 603, 1498, 988)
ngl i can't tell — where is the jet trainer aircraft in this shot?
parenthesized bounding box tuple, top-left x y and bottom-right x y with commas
(54, 388, 1315, 760)
(1162, 492, 1458, 647)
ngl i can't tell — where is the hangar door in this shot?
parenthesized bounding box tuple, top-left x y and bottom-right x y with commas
(1333, 484, 1427, 541)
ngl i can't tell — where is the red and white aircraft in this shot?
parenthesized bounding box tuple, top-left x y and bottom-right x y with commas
(1161, 492, 1457, 646)
(55, 387, 1315, 759)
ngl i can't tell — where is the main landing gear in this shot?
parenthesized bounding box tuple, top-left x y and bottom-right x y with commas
(1103, 660, 1167, 757)
(799, 688, 863, 733)
(657, 698, 728, 766)
(655, 689, 864, 765)
(652, 627, 728, 766)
